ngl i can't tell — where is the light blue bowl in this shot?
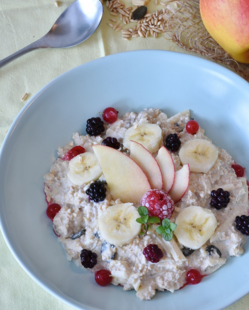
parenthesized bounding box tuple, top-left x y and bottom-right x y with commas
(1, 51, 249, 310)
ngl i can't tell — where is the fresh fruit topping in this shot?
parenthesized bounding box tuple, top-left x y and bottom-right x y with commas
(53, 229, 60, 237)
(63, 146, 85, 161)
(210, 188, 230, 210)
(141, 189, 175, 221)
(156, 218, 177, 241)
(186, 269, 203, 285)
(235, 215, 249, 235)
(95, 270, 112, 286)
(169, 164, 190, 202)
(86, 180, 107, 202)
(179, 139, 218, 173)
(174, 206, 217, 250)
(136, 206, 160, 236)
(181, 247, 195, 257)
(143, 244, 163, 263)
(70, 228, 86, 240)
(165, 133, 181, 152)
(123, 123, 162, 153)
(156, 146, 175, 192)
(93, 145, 151, 205)
(232, 164, 245, 177)
(206, 245, 222, 257)
(86, 117, 105, 136)
(102, 137, 120, 149)
(46, 203, 61, 221)
(102, 107, 118, 124)
(132, 6, 147, 20)
(186, 120, 199, 135)
(67, 152, 102, 185)
(80, 249, 97, 268)
(98, 203, 141, 246)
(130, 141, 163, 190)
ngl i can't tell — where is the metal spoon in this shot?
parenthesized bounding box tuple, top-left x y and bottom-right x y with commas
(0, 0, 103, 68)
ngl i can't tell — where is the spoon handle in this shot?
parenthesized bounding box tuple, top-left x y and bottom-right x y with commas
(0, 38, 46, 69)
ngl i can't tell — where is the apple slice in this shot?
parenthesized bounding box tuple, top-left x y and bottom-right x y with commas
(92, 145, 151, 205)
(130, 141, 163, 190)
(156, 146, 175, 192)
(169, 164, 190, 202)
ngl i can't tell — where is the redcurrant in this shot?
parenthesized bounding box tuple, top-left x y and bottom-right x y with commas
(186, 269, 203, 285)
(63, 146, 85, 161)
(46, 203, 61, 221)
(186, 120, 199, 135)
(231, 164, 245, 177)
(95, 270, 112, 286)
(103, 107, 118, 124)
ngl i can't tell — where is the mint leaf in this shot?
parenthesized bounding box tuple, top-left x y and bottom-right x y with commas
(156, 219, 176, 241)
(156, 226, 165, 234)
(140, 215, 149, 224)
(170, 223, 177, 231)
(136, 218, 143, 224)
(162, 218, 170, 228)
(138, 206, 148, 216)
(147, 224, 151, 231)
(162, 231, 173, 241)
(148, 216, 161, 224)
(140, 230, 146, 236)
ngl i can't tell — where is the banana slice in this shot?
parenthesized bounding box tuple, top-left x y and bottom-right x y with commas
(67, 152, 102, 185)
(123, 123, 162, 153)
(179, 139, 218, 173)
(174, 206, 217, 250)
(98, 203, 141, 247)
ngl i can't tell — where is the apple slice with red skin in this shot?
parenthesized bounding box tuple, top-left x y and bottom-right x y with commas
(156, 146, 175, 192)
(169, 164, 190, 202)
(130, 141, 163, 190)
(92, 145, 151, 205)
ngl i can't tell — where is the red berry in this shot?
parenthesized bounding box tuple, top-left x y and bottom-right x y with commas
(231, 164, 245, 177)
(103, 107, 118, 124)
(46, 203, 61, 221)
(186, 269, 203, 285)
(143, 244, 163, 263)
(141, 189, 175, 221)
(63, 146, 85, 161)
(186, 120, 199, 135)
(95, 270, 112, 286)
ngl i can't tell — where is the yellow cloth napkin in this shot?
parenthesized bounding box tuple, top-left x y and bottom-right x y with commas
(0, 1, 248, 309)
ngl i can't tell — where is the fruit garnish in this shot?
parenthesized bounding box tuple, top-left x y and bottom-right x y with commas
(86, 117, 105, 136)
(80, 249, 97, 268)
(206, 245, 222, 257)
(232, 164, 245, 177)
(165, 133, 181, 152)
(63, 146, 85, 161)
(46, 203, 61, 221)
(168, 164, 190, 203)
(235, 215, 249, 235)
(95, 270, 112, 286)
(143, 244, 163, 263)
(186, 269, 203, 285)
(86, 180, 107, 202)
(210, 188, 230, 210)
(102, 107, 118, 124)
(70, 228, 86, 240)
(102, 137, 120, 149)
(181, 247, 195, 257)
(155, 218, 177, 241)
(186, 120, 199, 135)
(136, 206, 161, 235)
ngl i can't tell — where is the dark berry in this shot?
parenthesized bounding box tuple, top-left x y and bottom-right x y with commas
(210, 188, 230, 210)
(165, 133, 181, 152)
(86, 181, 107, 202)
(143, 244, 163, 263)
(186, 269, 203, 285)
(95, 270, 112, 286)
(46, 203, 61, 221)
(103, 107, 118, 124)
(235, 215, 249, 235)
(86, 117, 105, 136)
(102, 137, 120, 149)
(186, 120, 199, 135)
(182, 247, 195, 257)
(63, 146, 85, 161)
(206, 245, 222, 257)
(231, 164, 245, 177)
(80, 249, 97, 268)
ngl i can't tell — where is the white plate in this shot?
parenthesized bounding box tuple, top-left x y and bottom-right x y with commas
(1, 51, 249, 310)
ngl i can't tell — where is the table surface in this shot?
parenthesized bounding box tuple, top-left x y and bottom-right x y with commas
(0, 1, 249, 309)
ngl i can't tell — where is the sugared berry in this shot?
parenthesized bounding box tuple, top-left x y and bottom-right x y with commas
(232, 164, 245, 177)
(86, 117, 105, 136)
(206, 245, 222, 257)
(86, 181, 107, 202)
(210, 188, 230, 210)
(186, 120, 199, 135)
(63, 146, 85, 161)
(165, 133, 181, 152)
(103, 107, 118, 124)
(182, 247, 195, 257)
(102, 137, 120, 149)
(235, 215, 249, 235)
(95, 270, 112, 286)
(143, 244, 163, 263)
(46, 203, 61, 221)
(80, 249, 97, 268)
(186, 269, 203, 285)
(141, 189, 174, 221)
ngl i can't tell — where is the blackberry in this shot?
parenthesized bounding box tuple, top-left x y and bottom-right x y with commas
(86, 117, 105, 136)
(206, 245, 222, 257)
(80, 249, 97, 268)
(143, 244, 163, 263)
(86, 181, 107, 202)
(165, 133, 181, 152)
(181, 247, 195, 257)
(102, 137, 120, 149)
(210, 188, 230, 210)
(235, 215, 249, 235)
